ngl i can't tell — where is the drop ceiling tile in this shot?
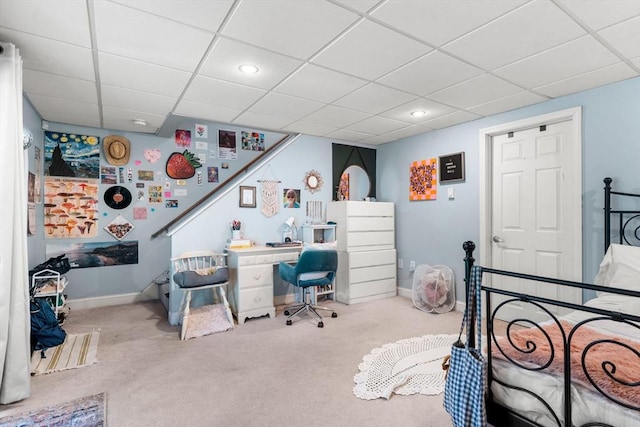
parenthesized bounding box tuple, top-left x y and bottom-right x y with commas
(377, 50, 483, 96)
(331, 0, 382, 14)
(232, 111, 293, 132)
(275, 64, 368, 103)
(101, 106, 165, 133)
(0, 29, 94, 80)
(494, 36, 620, 88)
(380, 125, 436, 142)
(325, 128, 372, 142)
(468, 91, 548, 116)
(557, 0, 640, 30)
(333, 83, 417, 114)
(372, 0, 527, 47)
(281, 120, 337, 137)
(443, 0, 586, 70)
(534, 62, 638, 98)
(182, 75, 266, 110)
(598, 16, 640, 59)
(421, 110, 482, 130)
(248, 92, 324, 122)
(24, 70, 97, 104)
(174, 99, 242, 124)
(380, 98, 456, 123)
(0, 0, 91, 47)
(199, 38, 303, 90)
(27, 93, 100, 128)
(359, 134, 397, 145)
(109, 0, 234, 33)
(98, 53, 191, 98)
(93, 0, 214, 72)
(631, 57, 640, 68)
(312, 19, 432, 80)
(346, 115, 409, 134)
(428, 74, 522, 109)
(303, 105, 371, 128)
(222, 0, 359, 59)
(101, 85, 177, 116)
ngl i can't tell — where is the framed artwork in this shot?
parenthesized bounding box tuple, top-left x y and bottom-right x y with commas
(439, 152, 465, 183)
(240, 186, 256, 208)
(409, 158, 437, 201)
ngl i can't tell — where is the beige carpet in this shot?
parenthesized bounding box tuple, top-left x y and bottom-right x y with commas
(354, 333, 459, 400)
(30, 330, 100, 375)
(0, 392, 105, 426)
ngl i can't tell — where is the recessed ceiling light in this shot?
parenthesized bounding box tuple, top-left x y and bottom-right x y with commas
(238, 64, 259, 74)
(132, 119, 147, 126)
(411, 110, 427, 117)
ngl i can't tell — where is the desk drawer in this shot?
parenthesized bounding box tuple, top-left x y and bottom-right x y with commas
(237, 265, 273, 288)
(273, 252, 298, 263)
(239, 286, 273, 311)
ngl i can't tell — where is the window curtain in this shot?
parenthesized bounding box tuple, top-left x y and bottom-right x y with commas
(0, 42, 30, 404)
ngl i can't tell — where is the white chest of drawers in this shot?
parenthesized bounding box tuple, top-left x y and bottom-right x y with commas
(226, 246, 300, 324)
(327, 201, 397, 304)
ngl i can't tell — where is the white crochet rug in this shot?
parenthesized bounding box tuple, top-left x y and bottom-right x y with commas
(353, 333, 459, 400)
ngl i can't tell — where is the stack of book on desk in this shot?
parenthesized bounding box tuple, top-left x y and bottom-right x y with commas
(226, 239, 252, 249)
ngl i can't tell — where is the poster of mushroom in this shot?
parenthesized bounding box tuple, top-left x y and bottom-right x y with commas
(43, 177, 99, 238)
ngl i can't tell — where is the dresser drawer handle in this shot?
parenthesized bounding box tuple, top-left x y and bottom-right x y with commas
(254, 296, 262, 303)
(253, 273, 262, 280)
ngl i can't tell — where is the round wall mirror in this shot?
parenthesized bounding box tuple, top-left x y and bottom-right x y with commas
(343, 165, 370, 200)
(303, 169, 323, 194)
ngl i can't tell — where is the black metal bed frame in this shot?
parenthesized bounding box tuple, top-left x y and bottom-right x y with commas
(463, 177, 640, 427)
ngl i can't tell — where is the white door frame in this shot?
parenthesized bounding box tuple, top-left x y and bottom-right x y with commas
(478, 107, 583, 279)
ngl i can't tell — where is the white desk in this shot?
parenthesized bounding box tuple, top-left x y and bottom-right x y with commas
(226, 246, 301, 324)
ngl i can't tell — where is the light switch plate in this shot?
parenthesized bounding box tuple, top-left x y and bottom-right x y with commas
(447, 188, 455, 199)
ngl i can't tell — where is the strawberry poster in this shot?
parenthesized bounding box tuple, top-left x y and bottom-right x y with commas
(165, 150, 202, 179)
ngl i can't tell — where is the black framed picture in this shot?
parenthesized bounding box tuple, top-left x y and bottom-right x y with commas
(439, 152, 465, 183)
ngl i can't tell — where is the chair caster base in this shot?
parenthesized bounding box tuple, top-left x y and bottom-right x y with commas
(317, 321, 324, 328)
(286, 319, 292, 325)
(331, 312, 337, 318)
(284, 310, 290, 316)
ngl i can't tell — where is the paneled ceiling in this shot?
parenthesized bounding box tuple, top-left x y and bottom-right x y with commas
(1, 0, 639, 145)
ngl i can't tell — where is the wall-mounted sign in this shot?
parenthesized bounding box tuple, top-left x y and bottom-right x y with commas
(439, 152, 465, 183)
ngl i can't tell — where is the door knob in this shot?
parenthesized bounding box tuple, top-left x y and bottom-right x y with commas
(492, 236, 504, 243)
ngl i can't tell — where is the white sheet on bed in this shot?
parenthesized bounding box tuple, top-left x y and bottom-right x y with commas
(490, 295, 640, 427)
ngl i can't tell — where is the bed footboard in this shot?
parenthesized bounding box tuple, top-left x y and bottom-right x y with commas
(463, 242, 640, 427)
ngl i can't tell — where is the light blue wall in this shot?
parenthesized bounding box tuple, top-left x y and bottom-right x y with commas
(378, 76, 640, 301)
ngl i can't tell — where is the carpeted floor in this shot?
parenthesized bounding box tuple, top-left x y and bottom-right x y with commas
(0, 393, 105, 427)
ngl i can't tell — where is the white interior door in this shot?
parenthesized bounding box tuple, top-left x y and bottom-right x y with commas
(483, 112, 582, 322)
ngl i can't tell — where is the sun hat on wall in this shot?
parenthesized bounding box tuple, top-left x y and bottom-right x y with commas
(104, 135, 130, 166)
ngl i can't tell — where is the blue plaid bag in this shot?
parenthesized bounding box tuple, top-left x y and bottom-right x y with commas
(443, 265, 486, 426)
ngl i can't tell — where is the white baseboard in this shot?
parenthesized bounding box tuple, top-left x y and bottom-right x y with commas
(67, 286, 466, 316)
(67, 284, 158, 311)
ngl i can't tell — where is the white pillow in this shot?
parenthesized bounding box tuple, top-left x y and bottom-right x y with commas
(301, 241, 337, 252)
(585, 294, 640, 316)
(594, 244, 640, 296)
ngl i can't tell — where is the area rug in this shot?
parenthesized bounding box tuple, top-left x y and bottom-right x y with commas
(184, 303, 234, 340)
(353, 333, 459, 400)
(0, 392, 105, 426)
(30, 329, 100, 375)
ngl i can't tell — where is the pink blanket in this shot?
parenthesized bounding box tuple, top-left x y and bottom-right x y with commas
(494, 320, 639, 407)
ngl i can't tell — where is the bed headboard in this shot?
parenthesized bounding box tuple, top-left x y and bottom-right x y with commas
(604, 177, 640, 252)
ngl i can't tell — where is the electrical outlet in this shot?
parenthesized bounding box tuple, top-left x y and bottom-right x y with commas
(410, 260, 416, 271)
(398, 258, 403, 269)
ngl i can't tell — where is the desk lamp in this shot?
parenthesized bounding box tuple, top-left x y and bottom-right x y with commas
(280, 216, 298, 242)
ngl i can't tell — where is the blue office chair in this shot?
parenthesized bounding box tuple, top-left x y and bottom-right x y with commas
(278, 249, 338, 328)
